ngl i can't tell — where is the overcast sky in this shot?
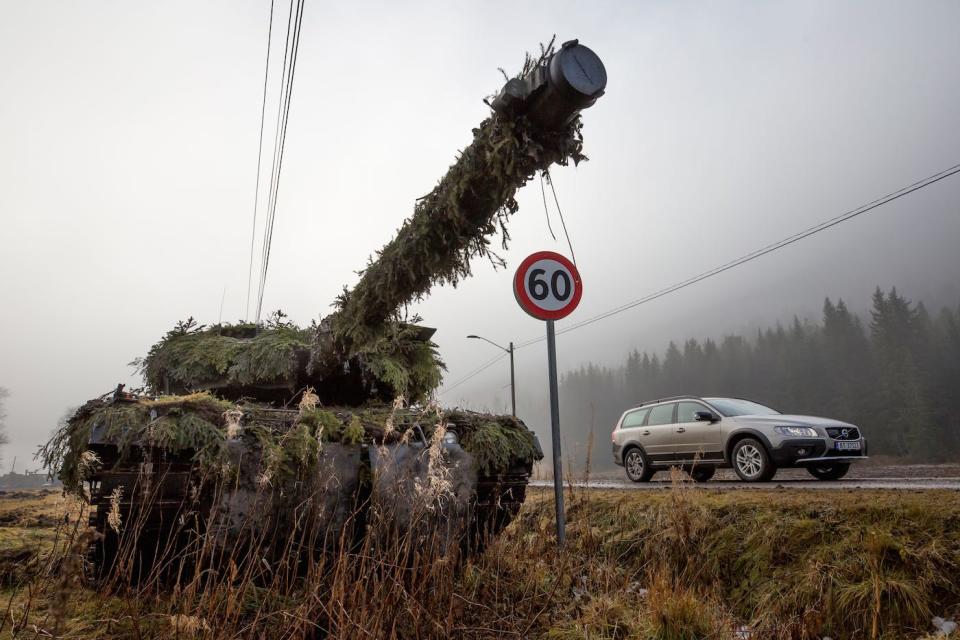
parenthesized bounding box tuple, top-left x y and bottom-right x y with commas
(2, 1, 959, 469)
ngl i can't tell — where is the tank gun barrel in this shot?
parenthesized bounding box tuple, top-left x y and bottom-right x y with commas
(334, 40, 606, 346)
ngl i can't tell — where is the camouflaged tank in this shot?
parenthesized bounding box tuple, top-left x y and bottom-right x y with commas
(42, 39, 606, 578)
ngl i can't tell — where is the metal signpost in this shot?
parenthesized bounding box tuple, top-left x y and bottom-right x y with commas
(513, 251, 583, 545)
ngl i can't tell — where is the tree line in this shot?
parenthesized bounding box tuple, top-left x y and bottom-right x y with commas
(558, 287, 960, 468)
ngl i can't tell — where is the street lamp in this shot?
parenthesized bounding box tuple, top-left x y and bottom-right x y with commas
(466, 334, 516, 417)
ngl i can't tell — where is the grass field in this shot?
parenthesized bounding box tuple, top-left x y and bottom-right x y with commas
(1, 479, 958, 639)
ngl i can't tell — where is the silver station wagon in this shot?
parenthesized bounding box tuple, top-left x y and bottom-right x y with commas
(611, 396, 868, 482)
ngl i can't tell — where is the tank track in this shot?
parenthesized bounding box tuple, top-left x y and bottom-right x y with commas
(473, 463, 531, 541)
(86, 442, 207, 579)
(85, 442, 532, 576)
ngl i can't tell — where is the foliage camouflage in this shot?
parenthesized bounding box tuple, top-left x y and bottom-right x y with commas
(43, 393, 539, 496)
(448, 411, 541, 475)
(136, 317, 311, 393)
(42, 392, 234, 494)
(134, 42, 592, 410)
(332, 41, 587, 349)
(138, 314, 443, 405)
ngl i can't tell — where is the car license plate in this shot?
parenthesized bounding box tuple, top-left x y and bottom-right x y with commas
(836, 441, 861, 451)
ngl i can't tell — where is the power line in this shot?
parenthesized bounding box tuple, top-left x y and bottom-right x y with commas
(244, 0, 275, 322)
(256, 0, 297, 322)
(546, 172, 577, 266)
(539, 171, 577, 264)
(255, 0, 305, 324)
(438, 352, 508, 396)
(511, 162, 960, 349)
(540, 173, 557, 241)
(439, 163, 960, 394)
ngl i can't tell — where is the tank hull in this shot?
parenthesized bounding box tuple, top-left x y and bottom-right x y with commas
(82, 401, 536, 580)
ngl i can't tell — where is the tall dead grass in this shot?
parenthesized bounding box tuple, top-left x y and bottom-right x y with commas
(2, 465, 957, 639)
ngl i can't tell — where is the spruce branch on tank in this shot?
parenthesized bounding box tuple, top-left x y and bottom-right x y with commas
(332, 39, 588, 350)
(43, 394, 541, 497)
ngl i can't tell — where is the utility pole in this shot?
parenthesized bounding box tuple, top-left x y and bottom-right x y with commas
(466, 335, 516, 417)
(508, 341, 516, 419)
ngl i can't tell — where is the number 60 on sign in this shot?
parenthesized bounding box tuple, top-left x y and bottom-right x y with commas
(513, 251, 582, 321)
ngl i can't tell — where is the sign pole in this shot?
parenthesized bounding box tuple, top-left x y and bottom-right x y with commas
(545, 319, 566, 545)
(513, 250, 579, 547)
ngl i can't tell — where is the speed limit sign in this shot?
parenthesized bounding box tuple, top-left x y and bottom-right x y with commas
(513, 250, 582, 546)
(513, 251, 583, 321)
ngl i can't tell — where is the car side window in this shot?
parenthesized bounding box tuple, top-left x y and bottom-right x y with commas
(677, 401, 707, 423)
(621, 408, 650, 428)
(646, 403, 676, 426)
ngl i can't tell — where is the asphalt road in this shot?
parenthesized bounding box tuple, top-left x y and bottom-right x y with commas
(532, 478, 960, 490)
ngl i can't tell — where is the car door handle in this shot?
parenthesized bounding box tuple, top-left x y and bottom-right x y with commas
(676, 427, 686, 433)
(642, 430, 650, 436)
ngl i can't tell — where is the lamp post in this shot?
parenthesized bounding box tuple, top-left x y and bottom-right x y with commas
(466, 335, 516, 417)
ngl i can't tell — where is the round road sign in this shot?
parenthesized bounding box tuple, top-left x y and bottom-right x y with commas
(513, 251, 583, 320)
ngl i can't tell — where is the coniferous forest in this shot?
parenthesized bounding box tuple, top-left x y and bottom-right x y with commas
(558, 287, 960, 468)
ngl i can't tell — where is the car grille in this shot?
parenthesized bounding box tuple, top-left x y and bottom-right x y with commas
(827, 426, 860, 440)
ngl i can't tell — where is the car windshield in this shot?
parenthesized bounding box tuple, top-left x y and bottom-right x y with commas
(703, 398, 780, 417)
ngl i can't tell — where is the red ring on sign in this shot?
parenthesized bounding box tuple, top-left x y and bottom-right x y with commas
(513, 251, 583, 320)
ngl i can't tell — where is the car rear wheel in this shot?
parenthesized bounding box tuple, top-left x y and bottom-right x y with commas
(689, 466, 715, 483)
(806, 463, 850, 481)
(624, 448, 654, 482)
(732, 438, 776, 482)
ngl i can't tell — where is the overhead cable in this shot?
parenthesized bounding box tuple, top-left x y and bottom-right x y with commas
(255, 0, 305, 323)
(244, 0, 276, 322)
(438, 352, 508, 396)
(513, 162, 960, 350)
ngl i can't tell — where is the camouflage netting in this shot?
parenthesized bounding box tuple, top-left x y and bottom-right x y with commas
(42, 393, 540, 496)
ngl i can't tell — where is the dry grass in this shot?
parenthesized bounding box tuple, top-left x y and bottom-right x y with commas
(1, 484, 958, 639)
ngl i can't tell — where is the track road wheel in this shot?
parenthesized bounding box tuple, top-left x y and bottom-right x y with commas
(806, 463, 850, 481)
(689, 466, 715, 483)
(732, 438, 776, 482)
(624, 448, 654, 482)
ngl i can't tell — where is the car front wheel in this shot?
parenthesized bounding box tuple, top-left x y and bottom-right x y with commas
(806, 463, 850, 481)
(624, 448, 654, 482)
(732, 438, 776, 482)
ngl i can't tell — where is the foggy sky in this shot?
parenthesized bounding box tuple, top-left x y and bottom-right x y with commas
(2, 1, 959, 469)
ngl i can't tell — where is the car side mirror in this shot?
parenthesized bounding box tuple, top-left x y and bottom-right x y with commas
(695, 411, 718, 423)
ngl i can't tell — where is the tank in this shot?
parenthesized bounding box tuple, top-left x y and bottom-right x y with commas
(42, 39, 606, 579)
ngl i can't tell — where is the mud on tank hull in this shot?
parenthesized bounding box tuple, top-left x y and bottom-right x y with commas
(82, 402, 538, 580)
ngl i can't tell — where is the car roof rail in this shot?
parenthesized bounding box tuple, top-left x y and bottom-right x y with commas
(634, 394, 701, 408)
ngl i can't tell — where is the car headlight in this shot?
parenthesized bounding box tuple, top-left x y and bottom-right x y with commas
(442, 430, 459, 445)
(774, 426, 818, 437)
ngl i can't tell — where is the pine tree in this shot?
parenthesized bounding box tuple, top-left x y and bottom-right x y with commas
(821, 298, 873, 423)
(870, 287, 935, 458)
